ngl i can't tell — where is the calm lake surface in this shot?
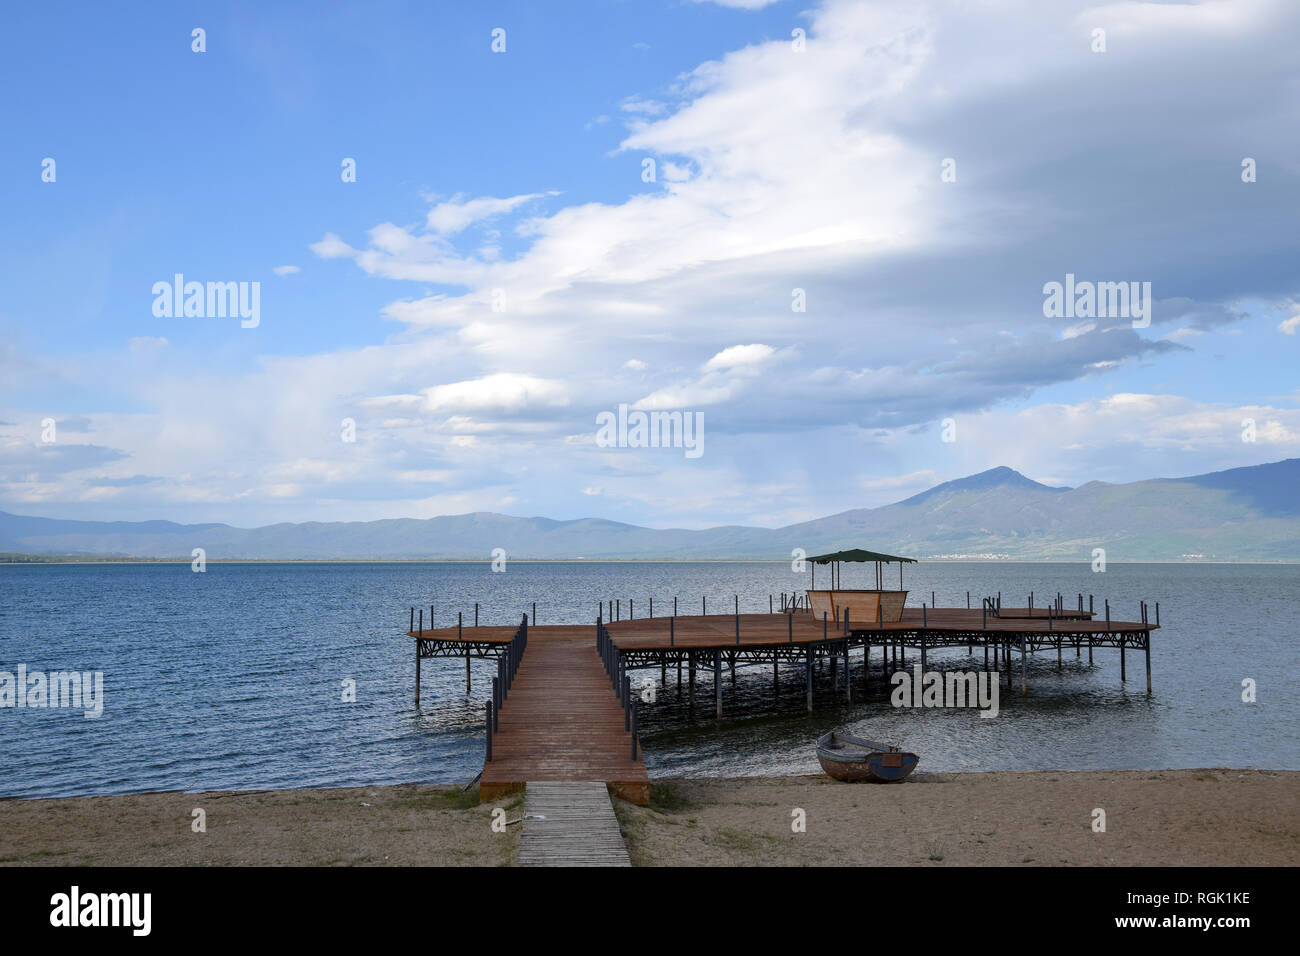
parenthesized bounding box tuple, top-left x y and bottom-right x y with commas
(1, 562, 1296, 799)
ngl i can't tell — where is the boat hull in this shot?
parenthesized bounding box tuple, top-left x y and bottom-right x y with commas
(816, 731, 919, 783)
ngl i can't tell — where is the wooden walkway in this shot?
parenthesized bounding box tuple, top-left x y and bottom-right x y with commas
(516, 781, 632, 867)
(479, 625, 649, 805)
(603, 607, 1150, 650)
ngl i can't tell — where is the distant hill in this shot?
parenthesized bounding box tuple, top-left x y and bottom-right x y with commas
(897, 466, 1071, 506)
(2, 459, 1299, 561)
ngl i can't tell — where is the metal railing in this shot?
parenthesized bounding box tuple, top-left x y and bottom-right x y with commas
(596, 614, 640, 760)
(485, 613, 528, 762)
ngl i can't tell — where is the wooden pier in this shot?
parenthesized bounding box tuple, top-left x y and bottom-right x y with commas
(409, 591, 1158, 805)
(410, 617, 649, 805)
(602, 602, 1157, 712)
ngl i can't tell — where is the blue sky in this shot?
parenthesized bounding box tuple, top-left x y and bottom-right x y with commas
(2, 0, 1298, 528)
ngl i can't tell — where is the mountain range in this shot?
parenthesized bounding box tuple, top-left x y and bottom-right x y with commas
(2, 458, 1298, 561)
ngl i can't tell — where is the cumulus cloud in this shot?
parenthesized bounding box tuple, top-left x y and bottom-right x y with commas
(420, 373, 570, 416)
(703, 344, 774, 371)
(7, 0, 1297, 527)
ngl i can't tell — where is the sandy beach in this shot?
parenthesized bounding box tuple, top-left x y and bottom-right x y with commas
(1, 769, 1295, 866)
(0, 784, 521, 867)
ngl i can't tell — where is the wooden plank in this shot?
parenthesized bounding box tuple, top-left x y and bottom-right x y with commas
(480, 626, 649, 805)
(601, 609, 1151, 650)
(516, 781, 631, 867)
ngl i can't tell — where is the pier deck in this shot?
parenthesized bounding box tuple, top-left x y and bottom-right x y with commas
(603, 606, 1147, 649)
(475, 625, 649, 805)
(410, 600, 1158, 801)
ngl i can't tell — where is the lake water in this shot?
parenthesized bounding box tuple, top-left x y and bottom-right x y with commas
(1, 562, 1295, 799)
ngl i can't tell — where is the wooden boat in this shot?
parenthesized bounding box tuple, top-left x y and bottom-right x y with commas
(816, 731, 919, 783)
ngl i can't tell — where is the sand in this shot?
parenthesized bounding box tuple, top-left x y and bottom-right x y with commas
(1, 770, 1295, 866)
(614, 769, 1300, 866)
(0, 784, 521, 866)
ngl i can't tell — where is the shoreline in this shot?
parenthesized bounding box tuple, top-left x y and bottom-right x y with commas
(2, 768, 1295, 867)
(4, 558, 1294, 565)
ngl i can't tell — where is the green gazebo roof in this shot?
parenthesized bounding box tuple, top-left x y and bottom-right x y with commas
(805, 548, 916, 565)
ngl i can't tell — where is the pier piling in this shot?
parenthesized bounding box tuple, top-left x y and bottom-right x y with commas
(805, 644, 813, 712)
(1145, 631, 1152, 694)
(714, 650, 722, 719)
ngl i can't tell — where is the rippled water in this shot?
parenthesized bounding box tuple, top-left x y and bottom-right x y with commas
(1, 562, 1295, 798)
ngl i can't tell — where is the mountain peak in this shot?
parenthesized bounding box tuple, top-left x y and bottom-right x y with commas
(900, 466, 1070, 506)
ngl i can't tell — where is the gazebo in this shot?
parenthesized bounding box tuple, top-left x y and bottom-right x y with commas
(806, 548, 917, 625)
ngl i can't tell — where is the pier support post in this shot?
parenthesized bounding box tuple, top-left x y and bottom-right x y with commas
(688, 655, 695, 706)
(414, 641, 421, 707)
(1120, 635, 1127, 682)
(1145, 632, 1152, 694)
(1020, 638, 1028, 697)
(631, 700, 638, 760)
(805, 644, 814, 712)
(844, 640, 851, 703)
(920, 632, 927, 672)
(714, 650, 723, 719)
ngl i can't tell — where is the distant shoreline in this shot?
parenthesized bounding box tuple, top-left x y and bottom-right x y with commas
(4, 557, 1298, 566)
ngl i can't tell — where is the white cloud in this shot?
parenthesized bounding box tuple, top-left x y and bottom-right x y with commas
(425, 193, 554, 235)
(703, 343, 774, 371)
(10, 0, 1297, 528)
(620, 96, 669, 116)
(309, 233, 354, 259)
(273, 265, 300, 276)
(420, 373, 570, 416)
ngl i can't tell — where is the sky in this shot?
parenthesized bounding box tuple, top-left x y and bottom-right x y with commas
(1, 0, 1298, 529)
